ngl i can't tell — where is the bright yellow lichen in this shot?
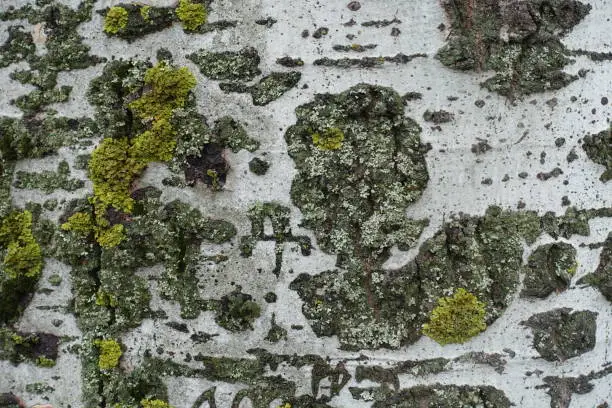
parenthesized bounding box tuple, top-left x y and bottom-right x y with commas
(140, 399, 174, 408)
(175, 0, 207, 31)
(0, 210, 43, 280)
(312, 127, 344, 150)
(422, 288, 487, 345)
(94, 338, 122, 370)
(103, 6, 129, 34)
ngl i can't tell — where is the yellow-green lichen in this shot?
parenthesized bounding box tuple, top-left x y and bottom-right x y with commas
(61, 212, 94, 236)
(128, 62, 196, 121)
(104, 6, 129, 34)
(422, 288, 487, 345)
(87, 61, 196, 247)
(35, 356, 56, 367)
(140, 399, 173, 408)
(94, 338, 122, 370)
(312, 127, 344, 150)
(140, 5, 151, 21)
(175, 0, 207, 31)
(0, 210, 43, 279)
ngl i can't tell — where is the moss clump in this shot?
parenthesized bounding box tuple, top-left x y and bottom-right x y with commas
(312, 127, 344, 150)
(104, 6, 129, 34)
(94, 338, 122, 370)
(422, 288, 487, 345)
(140, 6, 151, 21)
(175, 0, 207, 31)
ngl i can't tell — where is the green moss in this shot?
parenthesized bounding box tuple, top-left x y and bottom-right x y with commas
(422, 288, 487, 345)
(312, 127, 344, 150)
(89, 136, 140, 214)
(104, 6, 129, 34)
(176, 0, 207, 31)
(94, 338, 122, 370)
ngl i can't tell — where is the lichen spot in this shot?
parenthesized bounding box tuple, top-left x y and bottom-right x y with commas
(422, 288, 487, 345)
(103, 6, 129, 34)
(176, 0, 207, 31)
(312, 127, 344, 150)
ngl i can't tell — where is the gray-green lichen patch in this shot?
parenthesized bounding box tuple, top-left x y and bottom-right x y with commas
(13, 160, 84, 194)
(436, 0, 591, 98)
(265, 313, 287, 342)
(581, 128, 611, 182)
(0, 116, 98, 162)
(239, 202, 311, 276)
(521, 242, 577, 298)
(1, 0, 104, 114)
(187, 47, 261, 81)
(352, 384, 512, 407)
(286, 84, 429, 257)
(313, 53, 427, 68)
(578, 233, 612, 301)
(0, 328, 59, 366)
(248, 157, 270, 175)
(423, 109, 454, 124)
(0, 26, 36, 68)
(541, 365, 612, 408)
(54, 187, 237, 405)
(284, 84, 432, 349)
(214, 288, 261, 331)
(332, 44, 378, 52)
(276, 56, 304, 67)
(522, 308, 597, 362)
(220, 71, 301, 105)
